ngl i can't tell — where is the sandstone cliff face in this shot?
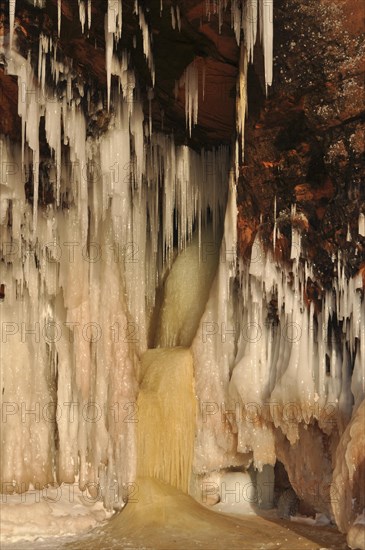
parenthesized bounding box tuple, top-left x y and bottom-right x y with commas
(240, 0, 365, 288)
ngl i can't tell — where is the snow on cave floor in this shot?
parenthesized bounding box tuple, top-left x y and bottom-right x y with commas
(1, 479, 349, 550)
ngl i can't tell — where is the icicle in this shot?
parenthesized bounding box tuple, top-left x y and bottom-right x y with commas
(147, 87, 154, 136)
(78, 0, 86, 33)
(176, 5, 181, 31)
(45, 99, 62, 205)
(231, 0, 242, 44)
(218, 0, 225, 33)
(225, 170, 238, 271)
(273, 196, 277, 251)
(290, 226, 301, 262)
(180, 62, 199, 136)
(202, 62, 206, 101)
(346, 223, 351, 242)
(358, 212, 365, 236)
(107, 0, 122, 38)
(105, 0, 123, 109)
(105, 20, 113, 111)
(230, 0, 273, 90)
(191, 171, 237, 472)
(237, 44, 248, 159)
(88, 0, 92, 29)
(171, 6, 176, 30)
(38, 33, 42, 81)
(138, 6, 155, 85)
(58, 0, 61, 36)
(243, 0, 257, 62)
(260, 0, 273, 91)
(9, 0, 16, 50)
(6, 52, 42, 234)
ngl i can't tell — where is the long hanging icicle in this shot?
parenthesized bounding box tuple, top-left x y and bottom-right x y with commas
(105, 0, 123, 109)
(243, 0, 257, 62)
(231, 0, 273, 91)
(137, 5, 155, 85)
(259, 0, 273, 91)
(9, 0, 16, 50)
(6, 52, 42, 235)
(78, 0, 86, 33)
(58, 0, 61, 35)
(236, 43, 248, 162)
(88, 0, 92, 29)
(180, 62, 199, 136)
(359, 213, 365, 236)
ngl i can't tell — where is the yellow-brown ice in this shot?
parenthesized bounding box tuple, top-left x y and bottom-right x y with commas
(62, 477, 348, 549)
(137, 347, 196, 493)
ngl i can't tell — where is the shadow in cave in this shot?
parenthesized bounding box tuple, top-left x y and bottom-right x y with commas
(249, 460, 349, 550)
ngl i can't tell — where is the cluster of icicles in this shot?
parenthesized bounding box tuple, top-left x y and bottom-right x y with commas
(1, 1, 230, 507)
(10, 1, 272, 150)
(193, 210, 364, 475)
(0, 76, 229, 513)
(1, 1, 364, 516)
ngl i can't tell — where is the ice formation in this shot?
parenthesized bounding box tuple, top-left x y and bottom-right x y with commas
(179, 61, 199, 136)
(105, 0, 123, 109)
(137, 348, 195, 492)
(180, 0, 273, 136)
(1, 483, 113, 543)
(211, 471, 256, 514)
(0, 12, 229, 508)
(231, 1, 273, 164)
(203, 0, 273, 74)
(1, 3, 364, 546)
(170, 4, 181, 32)
(237, 44, 248, 161)
(359, 212, 365, 237)
(222, 230, 362, 468)
(155, 226, 221, 348)
(78, 0, 86, 34)
(192, 175, 241, 473)
(136, 2, 155, 85)
(9, 0, 15, 49)
(231, 0, 273, 87)
(192, 186, 364, 491)
(57, 0, 61, 36)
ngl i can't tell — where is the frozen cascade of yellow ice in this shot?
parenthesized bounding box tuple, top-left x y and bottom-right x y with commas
(137, 225, 222, 492)
(137, 348, 196, 493)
